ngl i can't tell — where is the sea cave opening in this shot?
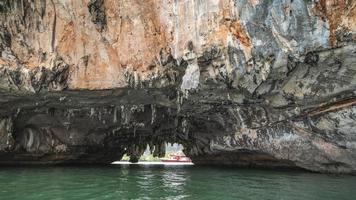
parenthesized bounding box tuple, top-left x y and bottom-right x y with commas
(116, 143, 192, 164)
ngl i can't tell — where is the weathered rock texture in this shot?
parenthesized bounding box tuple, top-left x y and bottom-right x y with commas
(0, 0, 355, 173)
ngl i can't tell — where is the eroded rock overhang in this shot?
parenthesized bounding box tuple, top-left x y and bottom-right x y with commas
(0, 0, 355, 173)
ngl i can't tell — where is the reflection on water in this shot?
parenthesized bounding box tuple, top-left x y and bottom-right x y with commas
(0, 165, 355, 200)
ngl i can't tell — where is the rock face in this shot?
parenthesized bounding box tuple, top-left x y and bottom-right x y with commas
(0, 0, 355, 173)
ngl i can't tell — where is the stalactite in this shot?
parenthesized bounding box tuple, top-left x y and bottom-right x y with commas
(133, 71, 140, 89)
(98, 110, 102, 121)
(160, 142, 166, 157)
(151, 104, 156, 125)
(90, 108, 95, 118)
(120, 105, 125, 124)
(182, 118, 189, 139)
(149, 143, 155, 154)
(113, 106, 118, 123)
(177, 91, 184, 113)
(121, 105, 132, 125)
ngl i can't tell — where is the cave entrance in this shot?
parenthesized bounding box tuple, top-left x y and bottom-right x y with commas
(115, 143, 193, 165)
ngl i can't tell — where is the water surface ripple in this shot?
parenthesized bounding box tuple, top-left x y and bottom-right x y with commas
(0, 165, 355, 200)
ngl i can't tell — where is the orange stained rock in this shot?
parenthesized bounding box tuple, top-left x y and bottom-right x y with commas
(57, 21, 75, 61)
(105, 0, 168, 70)
(2, 0, 255, 90)
(229, 20, 252, 48)
(22, 56, 40, 70)
(3, 0, 354, 90)
(314, 0, 356, 47)
(61, 0, 169, 89)
(248, 0, 260, 7)
(205, 1, 252, 61)
(0, 58, 6, 66)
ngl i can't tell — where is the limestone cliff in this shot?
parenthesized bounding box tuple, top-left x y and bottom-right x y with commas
(0, 0, 355, 173)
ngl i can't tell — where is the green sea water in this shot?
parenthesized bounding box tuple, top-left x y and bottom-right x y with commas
(0, 165, 355, 200)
